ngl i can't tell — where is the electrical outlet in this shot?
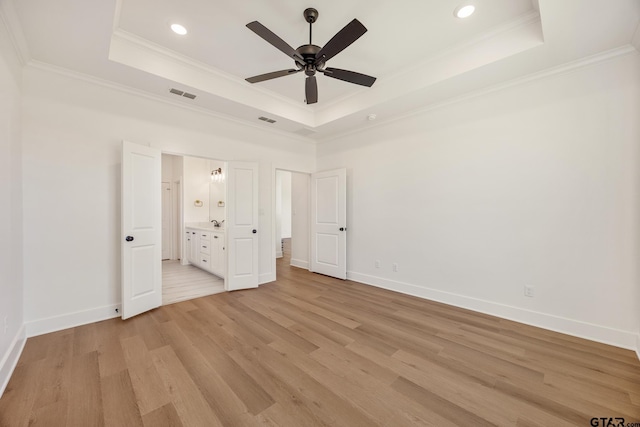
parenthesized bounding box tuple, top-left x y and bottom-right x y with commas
(375, 260, 381, 268)
(392, 263, 398, 272)
(524, 286, 535, 297)
(3, 316, 8, 334)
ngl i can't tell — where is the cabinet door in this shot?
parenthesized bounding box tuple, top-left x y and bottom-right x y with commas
(209, 233, 222, 275)
(185, 231, 192, 262)
(189, 230, 199, 265)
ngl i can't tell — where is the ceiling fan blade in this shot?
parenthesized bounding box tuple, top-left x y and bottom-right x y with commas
(246, 21, 304, 65)
(305, 76, 318, 104)
(314, 19, 367, 65)
(246, 69, 301, 84)
(323, 68, 376, 87)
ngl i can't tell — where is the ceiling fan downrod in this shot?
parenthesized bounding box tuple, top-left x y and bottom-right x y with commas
(304, 8, 319, 45)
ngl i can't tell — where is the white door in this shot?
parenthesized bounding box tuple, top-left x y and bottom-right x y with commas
(310, 168, 347, 279)
(121, 141, 162, 319)
(161, 181, 172, 260)
(226, 161, 259, 291)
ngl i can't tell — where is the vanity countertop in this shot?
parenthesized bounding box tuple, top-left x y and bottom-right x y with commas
(185, 223, 225, 232)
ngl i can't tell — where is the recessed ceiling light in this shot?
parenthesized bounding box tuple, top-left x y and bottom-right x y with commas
(171, 24, 187, 35)
(454, 5, 475, 19)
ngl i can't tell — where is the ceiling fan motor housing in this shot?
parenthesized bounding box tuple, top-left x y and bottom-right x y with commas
(296, 44, 323, 75)
(303, 8, 319, 24)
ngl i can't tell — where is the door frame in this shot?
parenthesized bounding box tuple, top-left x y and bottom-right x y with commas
(172, 178, 181, 261)
(271, 166, 312, 281)
(161, 180, 173, 260)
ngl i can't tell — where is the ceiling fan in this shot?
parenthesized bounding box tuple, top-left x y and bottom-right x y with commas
(245, 8, 376, 104)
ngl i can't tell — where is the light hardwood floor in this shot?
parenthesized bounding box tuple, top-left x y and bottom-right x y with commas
(1, 253, 639, 426)
(162, 260, 224, 305)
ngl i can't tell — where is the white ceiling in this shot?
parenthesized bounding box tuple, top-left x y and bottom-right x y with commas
(4, 0, 640, 140)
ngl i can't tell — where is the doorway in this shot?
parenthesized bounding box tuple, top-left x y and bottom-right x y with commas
(161, 153, 226, 304)
(122, 141, 260, 318)
(275, 169, 311, 278)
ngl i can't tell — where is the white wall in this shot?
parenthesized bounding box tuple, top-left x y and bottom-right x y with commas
(0, 17, 25, 396)
(291, 172, 310, 269)
(183, 156, 210, 223)
(161, 153, 173, 182)
(21, 65, 315, 336)
(317, 52, 640, 349)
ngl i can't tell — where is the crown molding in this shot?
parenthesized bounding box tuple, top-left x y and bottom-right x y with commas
(0, 0, 31, 65)
(319, 44, 639, 144)
(316, 10, 543, 115)
(25, 59, 316, 145)
(314, 10, 544, 128)
(110, 29, 311, 115)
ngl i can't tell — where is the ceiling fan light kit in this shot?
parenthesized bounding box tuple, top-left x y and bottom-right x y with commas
(245, 8, 376, 105)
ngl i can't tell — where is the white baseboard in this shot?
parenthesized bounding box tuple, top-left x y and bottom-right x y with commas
(26, 272, 278, 336)
(259, 272, 276, 285)
(347, 271, 638, 350)
(276, 251, 283, 259)
(0, 324, 26, 399)
(26, 304, 121, 338)
(290, 258, 309, 270)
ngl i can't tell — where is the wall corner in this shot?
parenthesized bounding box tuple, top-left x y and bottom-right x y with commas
(0, 324, 26, 399)
(632, 22, 640, 53)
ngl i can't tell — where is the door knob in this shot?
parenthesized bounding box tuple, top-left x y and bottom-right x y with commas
(125, 236, 134, 242)
(252, 229, 257, 234)
(339, 227, 345, 231)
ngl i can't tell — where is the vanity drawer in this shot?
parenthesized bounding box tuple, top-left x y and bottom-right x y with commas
(199, 232, 211, 242)
(200, 254, 211, 266)
(200, 241, 211, 254)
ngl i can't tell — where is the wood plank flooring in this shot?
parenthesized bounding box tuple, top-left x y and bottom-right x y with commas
(162, 260, 224, 305)
(2, 255, 640, 426)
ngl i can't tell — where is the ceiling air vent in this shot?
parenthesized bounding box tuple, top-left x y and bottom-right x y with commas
(258, 116, 276, 124)
(169, 88, 197, 100)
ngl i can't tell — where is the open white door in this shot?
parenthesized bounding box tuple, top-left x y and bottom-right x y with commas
(121, 141, 162, 319)
(226, 161, 259, 291)
(310, 168, 347, 279)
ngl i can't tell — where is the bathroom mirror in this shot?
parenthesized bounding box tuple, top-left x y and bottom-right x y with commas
(208, 159, 226, 224)
(177, 155, 226, 225)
